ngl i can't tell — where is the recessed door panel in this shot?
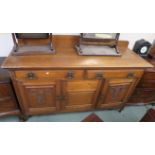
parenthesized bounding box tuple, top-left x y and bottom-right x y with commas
(25, 85, 56, 108)
(16, 79, 60, 115)
(97, 78, 137, 108)
(61, 80, 102, 111)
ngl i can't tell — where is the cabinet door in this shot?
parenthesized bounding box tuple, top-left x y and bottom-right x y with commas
(128, 88, 155, 104)
(16, 79, 60, 115)
(61, 80, 102, 111)
(97, 78, 137, 109)
(0, 83, 18, 113)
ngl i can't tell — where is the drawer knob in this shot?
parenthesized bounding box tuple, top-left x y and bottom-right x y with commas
(96, 72, 103, 79)
(27, 72, 36, 80)
(127, 72, 134, 78)
(66, 71, 74, 79)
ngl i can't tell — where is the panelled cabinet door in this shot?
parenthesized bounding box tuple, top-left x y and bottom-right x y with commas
(16, 80, 60, 115)
(61, 80, 102, 111)
(97, 78, 137, 109)
(0, 83, 18, 111)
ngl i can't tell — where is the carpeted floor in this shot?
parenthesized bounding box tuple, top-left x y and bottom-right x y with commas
(0, 104, 154, 122)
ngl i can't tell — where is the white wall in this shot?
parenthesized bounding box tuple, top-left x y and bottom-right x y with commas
(0, 33, 14, 57)
(0, 33, 155, 56)
(120, 33, 155, 48)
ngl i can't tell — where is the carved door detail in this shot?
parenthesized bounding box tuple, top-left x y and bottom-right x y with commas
(16, 80, 60, 115)
(97, 78, 137, 108)
(25, 85, 56, 108)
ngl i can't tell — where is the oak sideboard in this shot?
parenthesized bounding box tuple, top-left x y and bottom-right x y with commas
(2, 35, 153, 119)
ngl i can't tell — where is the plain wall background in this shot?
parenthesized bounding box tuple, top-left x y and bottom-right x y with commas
(0, 33, 155, 56)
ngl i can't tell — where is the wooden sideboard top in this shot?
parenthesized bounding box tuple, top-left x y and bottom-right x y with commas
(2, 35, 153, 70)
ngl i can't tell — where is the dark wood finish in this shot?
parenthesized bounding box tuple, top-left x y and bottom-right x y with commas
(12, 33, 55, 56)
(128, 57, 155, 105)
(0, 57, 20, 117)
(1, 35, 153, 117)
(80, 33, 120, 46)
(77, 33, 120, 56)
(140, 109, 155, 122)
(82, 113, 103, 122)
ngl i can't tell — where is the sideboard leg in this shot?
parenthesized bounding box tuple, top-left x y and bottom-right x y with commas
(118, 108, 123, 113)
(19, 115, 29, 122)
(119, 104, 125, 113)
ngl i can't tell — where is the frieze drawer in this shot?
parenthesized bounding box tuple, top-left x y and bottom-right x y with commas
(15, 70, 84, 80)
(86, 70, 143, 79)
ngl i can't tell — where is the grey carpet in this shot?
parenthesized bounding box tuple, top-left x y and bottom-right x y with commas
(0, 104, 154, 122)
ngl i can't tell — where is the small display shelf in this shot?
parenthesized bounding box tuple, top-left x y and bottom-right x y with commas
(11, 33, 55, 56)
(76, 33, 121, 56)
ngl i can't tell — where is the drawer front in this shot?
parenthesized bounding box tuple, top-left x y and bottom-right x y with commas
(15, 70, 84, 80)
(0, 83, 13, 99)
(0, 99, 18, 110)
(0, 83, 18, 111)
(142, 72, 155, 80)
(129, 88, 155, 104)
(139, 81, 155, 88)
(136, 88, 155, 97)
(86, 70, 143, 79)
